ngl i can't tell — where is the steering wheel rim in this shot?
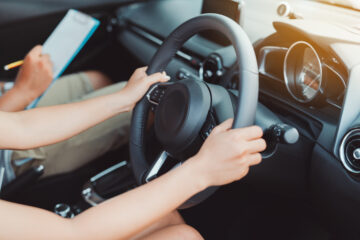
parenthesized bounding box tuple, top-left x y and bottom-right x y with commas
(130, 13, 259, 208)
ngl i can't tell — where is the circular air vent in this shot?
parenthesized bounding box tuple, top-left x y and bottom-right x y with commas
(340, 128, 360, 174)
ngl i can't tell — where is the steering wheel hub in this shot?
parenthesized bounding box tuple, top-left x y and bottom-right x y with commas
(154, 79, 211, 157)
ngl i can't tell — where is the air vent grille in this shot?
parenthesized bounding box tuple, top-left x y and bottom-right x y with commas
(340, 128, 360, 174)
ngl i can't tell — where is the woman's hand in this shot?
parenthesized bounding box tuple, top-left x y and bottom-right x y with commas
(188, 119, 267, 189)
(121, 67, 170, 109)
(14, 45, 53, 102)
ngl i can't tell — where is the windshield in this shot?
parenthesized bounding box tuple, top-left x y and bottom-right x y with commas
(315, 0, 360, 10)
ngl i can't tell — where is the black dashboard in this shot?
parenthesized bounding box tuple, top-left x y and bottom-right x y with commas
(116, 0, 360, 236)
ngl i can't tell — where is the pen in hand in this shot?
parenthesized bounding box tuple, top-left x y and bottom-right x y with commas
(4, 60, 24, 71)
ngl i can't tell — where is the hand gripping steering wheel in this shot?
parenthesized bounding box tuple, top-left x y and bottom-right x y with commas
(130, 13, 259, 208)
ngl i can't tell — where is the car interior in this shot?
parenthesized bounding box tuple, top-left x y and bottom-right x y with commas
(0, 0, 360, 239)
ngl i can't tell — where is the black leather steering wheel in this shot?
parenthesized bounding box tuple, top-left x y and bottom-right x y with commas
(130, 13, 259, 208)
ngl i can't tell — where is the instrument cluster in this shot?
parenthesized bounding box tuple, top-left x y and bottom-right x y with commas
(219, 41, 346, 108)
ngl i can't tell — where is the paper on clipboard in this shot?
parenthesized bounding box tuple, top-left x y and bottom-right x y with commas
(26, 9, 99, 109)
(42, 9, 100, 79)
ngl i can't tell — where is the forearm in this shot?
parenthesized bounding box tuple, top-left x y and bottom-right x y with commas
(0, 87, 34, 112)
(0, 160, 204, 240)
(0, 90, 133, 150)
(0, 200, 74, 240)
(72, 160, 204, 240)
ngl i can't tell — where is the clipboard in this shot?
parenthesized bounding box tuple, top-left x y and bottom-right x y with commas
(28, 9, 100, 108)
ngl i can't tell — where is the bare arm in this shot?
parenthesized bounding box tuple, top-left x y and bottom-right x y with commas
(0, 92, 130, 149)
(0, 87, 33, 112)
(0, 67, 169, 149)
(0, 160, 202, 240)
(0, 120, 266, 240)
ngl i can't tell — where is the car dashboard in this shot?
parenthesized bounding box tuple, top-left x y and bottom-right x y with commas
(116, 0, 360, 235)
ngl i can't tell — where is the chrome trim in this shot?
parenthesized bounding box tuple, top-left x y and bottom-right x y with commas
(82, 184, 105, 207)
(326, 99, 342, 110)
(83, 161, 128, 206)
(258, 46, 288, 76)
(146, 85, 161, 106)
(198, 62, 204, 81)
(339, 128, 360, 174)
(353, 148, 360, 160)
(130, 25, 162, 45)
(36, 165, 45, 172)
(323, 63, 346, 109)
(146, 83, 173, 106)
(283, 41, 323, 103)
(322, 63, 347, 88)
(176, 51, 192, 61)
(145, 151, 168, 183)
(54, 203, 74, 219)
(277, 1, 292, 17)
(90, 161, 127, 183)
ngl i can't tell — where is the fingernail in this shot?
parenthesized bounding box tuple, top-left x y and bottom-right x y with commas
(164, 76, 171, 81)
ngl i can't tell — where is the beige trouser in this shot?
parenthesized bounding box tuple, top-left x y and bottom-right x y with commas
(11, 73, 131, 177)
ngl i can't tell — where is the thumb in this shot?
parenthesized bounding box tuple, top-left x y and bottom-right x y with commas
(212, 118, 233, 134)
(29, 45, 43, 56)
(147, 72, 170, 85)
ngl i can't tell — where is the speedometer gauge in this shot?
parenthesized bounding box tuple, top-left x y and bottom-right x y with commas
(284, 41, 322, 103)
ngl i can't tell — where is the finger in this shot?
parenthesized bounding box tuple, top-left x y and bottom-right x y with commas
(137, 66, 148, 73)
(236, 167, 249, 180)
(212, 118, 233, 134)
(30, 45, 42, 56)
(247, 153, 262, 166)
(245, 138, 267, 154)
(41, 54, 51, 62)
(232, 125, 263, 141)
(147, 72, 170, 84)
(40, 55, 52, 69)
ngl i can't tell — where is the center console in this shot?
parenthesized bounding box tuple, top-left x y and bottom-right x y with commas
(54, 160, 137, 218)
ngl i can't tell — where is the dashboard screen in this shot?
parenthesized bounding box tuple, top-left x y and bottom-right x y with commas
(201, 0, 242, 46)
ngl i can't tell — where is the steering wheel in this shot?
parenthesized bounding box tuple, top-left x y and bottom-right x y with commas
(130, 13, 259, 208)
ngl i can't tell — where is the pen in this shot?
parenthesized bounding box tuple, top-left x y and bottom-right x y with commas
(4, 60, 24, 71)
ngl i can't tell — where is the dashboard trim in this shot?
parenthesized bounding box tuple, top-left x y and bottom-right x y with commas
(258, 46, 288, 82)
(128, 24, 193, 62)
(335, 64, 360, 157)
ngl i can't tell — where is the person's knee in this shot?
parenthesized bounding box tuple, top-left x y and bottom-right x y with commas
(172, 224, 203, 240)
(84, 70, 112, 90)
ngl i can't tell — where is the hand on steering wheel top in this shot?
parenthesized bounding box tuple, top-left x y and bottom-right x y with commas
(122, 67, 170, 109)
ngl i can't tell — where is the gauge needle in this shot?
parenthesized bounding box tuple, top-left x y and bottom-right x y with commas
(302, 75, 320, 94)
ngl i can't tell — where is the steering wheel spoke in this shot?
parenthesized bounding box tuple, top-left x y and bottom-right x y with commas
(208, 83, 236, 121)
(145, 151, 169, 182)
(145, 151, 183, 183)
(200, 111, 217, 140)
(146, 82, 173, 108)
